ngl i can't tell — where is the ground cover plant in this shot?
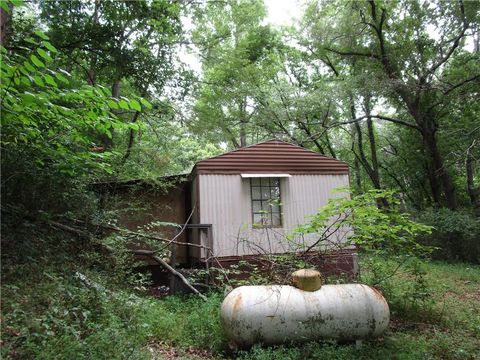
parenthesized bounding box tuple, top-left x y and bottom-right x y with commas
(2, 224, 479, 360)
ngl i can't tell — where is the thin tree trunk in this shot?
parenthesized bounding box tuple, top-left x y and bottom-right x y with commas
(297, 120, 325, 154)
(239, 99, 247, 148)
(466, 140, 480, 209)
(324, 132, 336, 159)
(121, 111, 141, 165)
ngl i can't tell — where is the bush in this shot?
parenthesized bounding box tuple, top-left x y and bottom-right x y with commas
(416, 208, 480, 264)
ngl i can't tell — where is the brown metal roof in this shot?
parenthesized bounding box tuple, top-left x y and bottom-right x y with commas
(192, 140, 349, 175)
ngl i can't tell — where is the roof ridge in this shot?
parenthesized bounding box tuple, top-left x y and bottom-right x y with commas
(195, 139, 283, 162)
(195, 139, 334, 163)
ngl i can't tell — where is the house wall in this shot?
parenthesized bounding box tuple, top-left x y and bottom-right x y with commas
(100, 183, 188, 264)
(196, 174, 350, 258)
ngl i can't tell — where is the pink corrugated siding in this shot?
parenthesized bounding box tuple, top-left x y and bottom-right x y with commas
(196, 174, 350, 258)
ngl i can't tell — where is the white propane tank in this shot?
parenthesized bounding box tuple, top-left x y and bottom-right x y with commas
(220, 284, 390, 347)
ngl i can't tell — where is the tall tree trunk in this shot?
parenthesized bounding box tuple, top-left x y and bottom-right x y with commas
(353, 156, 362, 192)
(466, 140, 480, 210)
(0, 3, 13, 46)
(365, 97, 388, 208)
(364, 97, 381, 189)
(86, 0, 100, 86)
(111, 79, 121, 98)
(350, 95, 388, 207)
(99, 79, 121, 149)
(421, 119, 457, 209)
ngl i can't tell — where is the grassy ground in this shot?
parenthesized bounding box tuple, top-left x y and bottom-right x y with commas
(141, 261, 480, 360)
(2, 236, 479, 360)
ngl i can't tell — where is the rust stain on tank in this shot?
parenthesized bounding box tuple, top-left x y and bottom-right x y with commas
(233, 293, 243, 314)
(368, 285, 386, 302)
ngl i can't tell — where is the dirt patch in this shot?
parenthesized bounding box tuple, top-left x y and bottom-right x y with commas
(145, 342, 220, 360)
(442, 288, 480, 302)
(389, 318, 438, 333)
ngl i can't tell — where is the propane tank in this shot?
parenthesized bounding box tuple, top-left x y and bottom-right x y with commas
(220, 271, 389, 347)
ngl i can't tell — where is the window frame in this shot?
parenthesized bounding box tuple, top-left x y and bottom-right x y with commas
(250, 177, 283, 228)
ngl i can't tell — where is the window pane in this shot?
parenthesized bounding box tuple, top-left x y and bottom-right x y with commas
(270, 178, 279, 187)
(251, 186, 261, 200)
(272, 213, 282, 226)
(252, 201, 262, 212)
(270, 203, 280, 213)
(251, 178, 261, 186)
(261, 188, 270, 200)
(253, 213, 270, 226)
(270, 186, 280, 199)
(261, 202, 270, 211)
(253, 213, 263, 225)
(251, 177, 282, 228)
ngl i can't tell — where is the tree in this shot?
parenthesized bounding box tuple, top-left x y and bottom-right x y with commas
(37, 0, 185, 156)
(191, 0, 279, 148)
(0, 22, 144, 215)
(304, 0, 480, 209)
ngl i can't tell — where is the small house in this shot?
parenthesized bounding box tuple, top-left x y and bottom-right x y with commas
(97, 140, 357, 276)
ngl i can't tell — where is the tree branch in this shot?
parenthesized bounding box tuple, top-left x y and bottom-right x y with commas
(325, 47, 380, 59)
(132, 249, 207, 301)
(424, 0, 468, 78)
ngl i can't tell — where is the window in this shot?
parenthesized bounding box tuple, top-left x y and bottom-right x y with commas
(250, 178, 282, 227)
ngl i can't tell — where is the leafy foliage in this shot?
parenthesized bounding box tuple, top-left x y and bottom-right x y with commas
(295, 190, 433, 257)
(417, 208, 480, 264)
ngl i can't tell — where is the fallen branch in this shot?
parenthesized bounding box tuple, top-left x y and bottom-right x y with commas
(102, 224, 211, 251)
(133, 249, 207, 301)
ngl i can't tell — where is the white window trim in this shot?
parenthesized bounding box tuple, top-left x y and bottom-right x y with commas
(241, 173, 291, 178)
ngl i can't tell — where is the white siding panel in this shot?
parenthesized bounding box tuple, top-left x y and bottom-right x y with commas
(199, 175, 246, 257)
(198, 174, 350, 258)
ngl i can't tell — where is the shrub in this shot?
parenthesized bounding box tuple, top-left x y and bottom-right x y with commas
(416, 208, 480, 264)
(294, 190, 434, 310)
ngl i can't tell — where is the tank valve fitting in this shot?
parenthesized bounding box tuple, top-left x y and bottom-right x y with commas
(292, 269, 322, 291)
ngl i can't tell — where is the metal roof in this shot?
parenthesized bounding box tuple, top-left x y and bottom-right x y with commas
(192, 140, 349, 175)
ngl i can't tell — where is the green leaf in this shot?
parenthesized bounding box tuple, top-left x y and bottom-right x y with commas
(140, 98, 153, 110)
(44, 74, 57, 87)
(55, 73, 69, 84)
(10, 0, 25, 6)
(23, 61, 36, 73)
(130, 99, 142, 111)
(20, 76, 30, 86)
(34, 30, 49, 40)
(107, 100, 119, 109)
(33, 75, 45, 86)
(118, 99, 130, 110)
(37, 48, 53, 62)
(21, 92, 38, 104)
(30, 54, 45, 68)
(129, 123, 140, 131)
(42, 41, 58, 53)
(0, 2, 9, 12)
